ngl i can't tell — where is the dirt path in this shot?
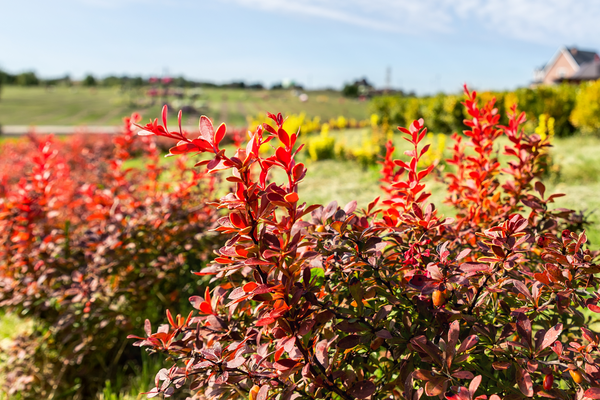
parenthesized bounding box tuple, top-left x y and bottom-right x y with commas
(0, 125, 197, 136)
(219, 100, 229, 124)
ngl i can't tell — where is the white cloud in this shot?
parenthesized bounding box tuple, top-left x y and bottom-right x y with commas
(222, 0, 455, 34)
(222, 0, 600, 46)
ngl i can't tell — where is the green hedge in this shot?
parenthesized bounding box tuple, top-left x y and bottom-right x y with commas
(370, 82, 600, 137)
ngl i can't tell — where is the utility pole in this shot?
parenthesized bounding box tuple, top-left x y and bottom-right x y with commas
(385, 66, 391, 93)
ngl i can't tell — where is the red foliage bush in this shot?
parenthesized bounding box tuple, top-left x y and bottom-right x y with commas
(131, 86, 600, 400)
(0, 116, 224, 398)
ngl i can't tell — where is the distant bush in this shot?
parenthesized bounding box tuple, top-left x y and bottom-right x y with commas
(513, 85, 577, 137)
(307, 125, 336, 161)
(371, 84, 582, 137)
(248, 113, 368, 137)
(15, 71, 40, 86)
(342, 83, 360, 98)
(570, 80, 600, 135)
(82, 74, 98, 87)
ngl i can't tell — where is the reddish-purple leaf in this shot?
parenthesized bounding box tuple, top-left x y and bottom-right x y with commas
(257, 385, 269, 400)
(274, 359, 299, 371)
(469, 375, 482, 399)
(456, 248, 471, 261)
(538, 324, 563, 352)
(492, 361, 511, 370)
(349, 381, 376, 399)
(452, 371, 474, 380)
(425, 377, 447, 397)
(458, 335, 478, 353)
(315, 339, 329, 369)
(376, 329, 393, 339)
(226, 357, 246, 368)
(338, 335, 361, 349)
(516, 366, 534, 397)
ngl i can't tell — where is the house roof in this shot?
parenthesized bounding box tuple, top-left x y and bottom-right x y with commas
(566, 47, 600, 66)
(534, 46, 600, 83)
(562, 60, 600, 81)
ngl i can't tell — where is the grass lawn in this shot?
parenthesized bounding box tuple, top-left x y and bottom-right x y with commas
(0, 86, 370, 127)
(282, 129, 600, 247)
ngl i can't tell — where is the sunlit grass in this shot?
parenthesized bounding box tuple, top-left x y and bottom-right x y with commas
(0, 86, 370, 127)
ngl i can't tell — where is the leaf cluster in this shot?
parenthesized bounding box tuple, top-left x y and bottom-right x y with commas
(0, 116, 224, 398)
(129, 86, 599, 400)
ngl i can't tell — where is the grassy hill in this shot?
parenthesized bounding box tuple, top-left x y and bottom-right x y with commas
(0, 86, 370, 127)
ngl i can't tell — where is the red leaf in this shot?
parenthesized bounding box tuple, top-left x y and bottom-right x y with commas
(161, 104, 168, 129)
(275, 146, 291, 166)
(584, 388, 600, 399)
(243, 282, 258, 293)
(284, 192, 299, 203)
(199, 302, 213, 314)
(256, 316, 276, 326)
(274, 347, 284, 362)
(588, 304, 600, 313)
(199, 115, 214, 143)
(214, 123, 226, 147)
(534, 272, 551, 285)
(277, 128, 290, 148)
(169, 142, 199, 155)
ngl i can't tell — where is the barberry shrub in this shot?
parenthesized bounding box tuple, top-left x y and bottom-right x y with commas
(0, 116, 224, 398)
(132, 86, 599, 400)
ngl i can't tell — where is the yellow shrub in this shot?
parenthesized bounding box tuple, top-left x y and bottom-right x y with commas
(336, 116, 348, 130)
(570, 80, 600, 134)
(351, 137, 380, 169)
(535, 114, 555, 142)
(418, 133, 446, 168)
(308, 127, 335, 161)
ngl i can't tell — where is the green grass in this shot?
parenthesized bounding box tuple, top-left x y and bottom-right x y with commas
(0, 86, 370, 127)
(286, 130, 600, 247)
(95, 353, 164, 400)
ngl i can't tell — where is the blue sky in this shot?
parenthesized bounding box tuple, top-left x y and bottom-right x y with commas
(1, 0, 599, 94)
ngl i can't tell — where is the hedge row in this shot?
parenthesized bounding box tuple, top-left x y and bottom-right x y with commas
(371, 81, 600, 137)
(0, 117, 225, 398)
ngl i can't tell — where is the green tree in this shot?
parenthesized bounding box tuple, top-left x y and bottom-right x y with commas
(82, 74, 97, 87)
(16, 71, 39, 86)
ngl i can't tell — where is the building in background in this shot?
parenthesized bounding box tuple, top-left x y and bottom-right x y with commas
(534, 46, 600, 85)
